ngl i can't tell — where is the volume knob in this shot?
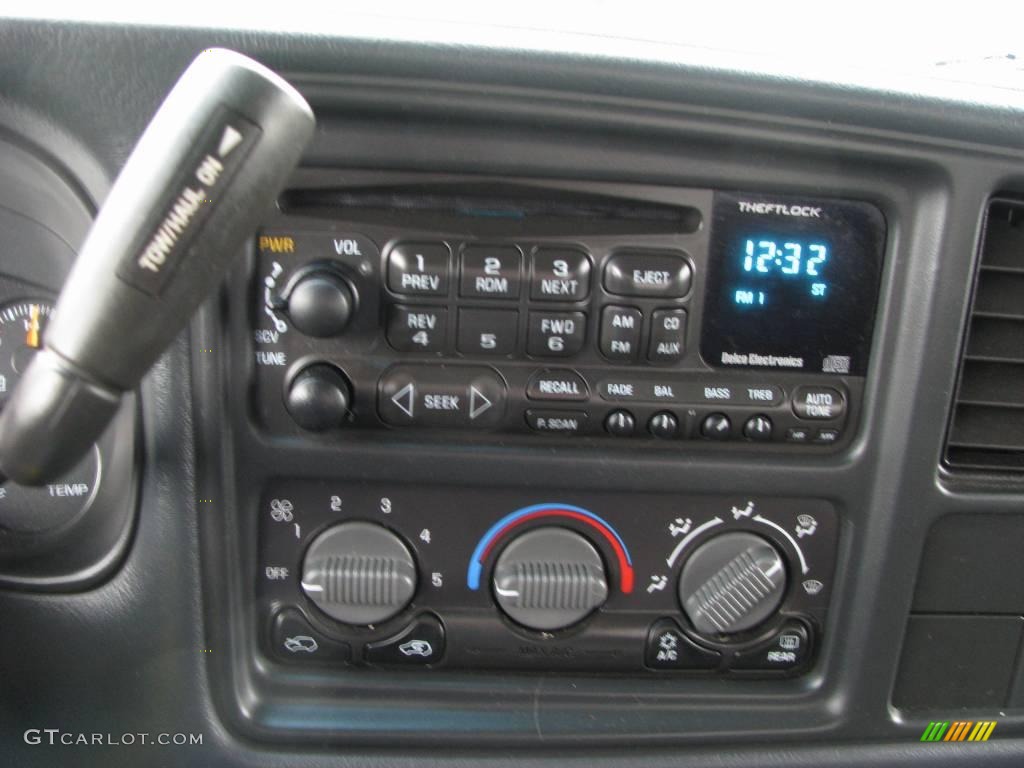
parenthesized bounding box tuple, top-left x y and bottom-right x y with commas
(301, 521, 417, 625)
(285, 269, 355, 337)
(677, 532, 786, 635)
(492, 526, 608, 631)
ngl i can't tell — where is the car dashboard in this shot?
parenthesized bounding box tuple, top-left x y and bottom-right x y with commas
(1, 15, 1024, 768)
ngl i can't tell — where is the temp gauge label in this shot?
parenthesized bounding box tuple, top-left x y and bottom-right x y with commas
(0, 300, 53, 405)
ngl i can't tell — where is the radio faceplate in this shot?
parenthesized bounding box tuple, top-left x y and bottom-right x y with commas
(248, 178, 882, 449)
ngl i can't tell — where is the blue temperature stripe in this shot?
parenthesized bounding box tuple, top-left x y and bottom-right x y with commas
(466, 503, 631, 590)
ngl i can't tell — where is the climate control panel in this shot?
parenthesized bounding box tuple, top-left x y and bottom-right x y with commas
(258, 485, 837, 675)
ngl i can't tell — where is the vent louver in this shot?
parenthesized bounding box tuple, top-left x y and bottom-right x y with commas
(946, 199, 1024, 471)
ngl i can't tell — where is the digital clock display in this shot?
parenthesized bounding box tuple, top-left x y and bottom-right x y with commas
(700, 192, 885, 375)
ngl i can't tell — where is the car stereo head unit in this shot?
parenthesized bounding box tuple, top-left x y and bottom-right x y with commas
(245, 174, 886, 451)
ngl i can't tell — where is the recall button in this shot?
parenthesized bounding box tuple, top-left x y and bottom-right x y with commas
(527, 370, 589, 402)
(526, 409, 587, 435)
(604, 252, 692, 298)
(792, 386, 846, 420)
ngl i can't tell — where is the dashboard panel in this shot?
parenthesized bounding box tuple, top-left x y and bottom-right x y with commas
(0, 15, 1023, 768)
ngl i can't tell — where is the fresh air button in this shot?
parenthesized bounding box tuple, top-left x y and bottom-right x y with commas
(387, 305, 447, 353)
(604, 252, 692, 298)
(526, 409, 587, 435)
(271, 609, 350, 664)
(645, 619, 720, 671)
(378, 365, 505, 427)
(648, 309, 686, 363)
(364, 614, 445, 666)
(457, 308, 518, 356)
(792, 386, 846, 420)
(730, 620, 810, 672)
(530, 248, 591, 301)
(387, 242, 450, 296)
(600, 306, 642, 361)
(460, 245, 522, 299)
(526, 370, 588, 401)
(527, 311, 586, 357)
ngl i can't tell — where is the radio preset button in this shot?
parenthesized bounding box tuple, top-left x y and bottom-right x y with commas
(457, 308, 518, 356)
(530, 248, 591, 301)
(526, 370, 588, 401)
(604, 252, 692, 298)
(527, 311, 586, 357)
(387, 305, 447, 353)
(648, 309, 686, 363)
(378, 365, 505, 427)
(600, 306, 642, 361)
(605, 409, 635, 436)
(460, 245, 522, 299)
(526, 409, 587, 435)
(743, 414, 773, 441)
(648, 411, 679, 439)
(701, 413, 732, 439)
(387, 242, 450, 296)
(792, 386, 846, 420)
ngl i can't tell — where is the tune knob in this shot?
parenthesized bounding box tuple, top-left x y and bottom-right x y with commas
(284, 364, 352, 431)
(492, 526, 608, 631)
(285, 269, 355, 337)
(301, 521, 417, 625)
(677, 531, 786, 635)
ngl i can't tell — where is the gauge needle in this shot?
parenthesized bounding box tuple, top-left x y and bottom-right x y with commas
(25, 304, 41, 349)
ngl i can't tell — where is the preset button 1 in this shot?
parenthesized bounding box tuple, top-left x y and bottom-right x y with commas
(387, 242, 450, 296)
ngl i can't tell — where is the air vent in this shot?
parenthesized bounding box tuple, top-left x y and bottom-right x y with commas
(946, 199, 1024, 471)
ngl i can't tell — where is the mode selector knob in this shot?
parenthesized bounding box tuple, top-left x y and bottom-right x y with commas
(285, 269, 355, 337)
(301, 521, 418, 625)
(678, 531, 786, 636)
(492, 526, 608, 631)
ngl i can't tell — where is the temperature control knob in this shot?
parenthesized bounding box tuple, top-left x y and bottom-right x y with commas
(301, 521, 417, 625)
(285, 269, 355, 337)
(677, 531, 786, 636)
(492, 526, 608, 631)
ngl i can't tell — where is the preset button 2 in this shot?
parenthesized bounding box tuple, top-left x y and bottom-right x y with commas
(460, 245, 522, 299)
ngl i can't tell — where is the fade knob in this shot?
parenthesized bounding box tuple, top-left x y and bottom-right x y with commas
(301, 521, 417, 625)
(492, 526, 608, 631)
(677, 531, 786, 635)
